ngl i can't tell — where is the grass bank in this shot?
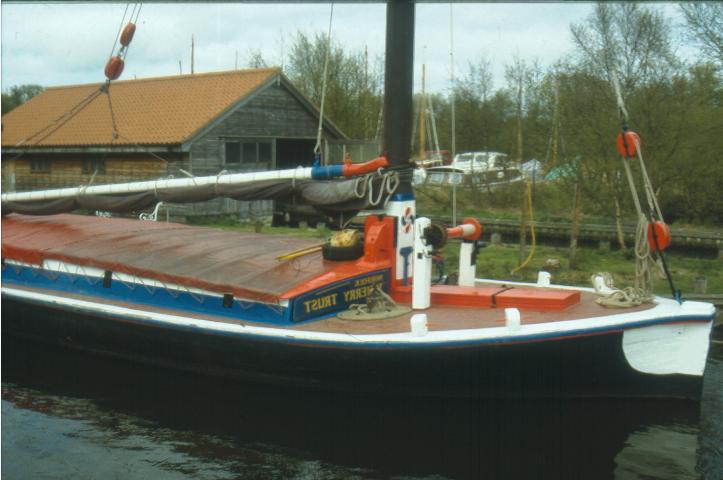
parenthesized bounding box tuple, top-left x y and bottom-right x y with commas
(194, 219, 722, 295)
(445, 243, 722, 296)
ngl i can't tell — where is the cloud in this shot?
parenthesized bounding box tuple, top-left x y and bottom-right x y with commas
(2, 3, 693, 94)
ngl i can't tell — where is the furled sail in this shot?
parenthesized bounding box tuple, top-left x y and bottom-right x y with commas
(1, 158, 399, 216)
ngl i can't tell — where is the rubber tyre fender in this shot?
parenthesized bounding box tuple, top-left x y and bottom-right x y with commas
(322, 242, 364, 261)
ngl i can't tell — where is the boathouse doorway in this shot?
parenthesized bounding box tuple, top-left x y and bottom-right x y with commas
(276, 139, 317, 169)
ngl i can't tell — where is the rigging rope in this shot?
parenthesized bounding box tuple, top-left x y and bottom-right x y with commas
(428, 94, 441, 155)
(12, 89, 103, 151)
(108, 3, 131, 63)
(313, 3, 335, 157)
(511, 181, 536, 274)
(106, 90, 120, 140)
(592, 72, 674, 307)
(9, 2, 141, 157)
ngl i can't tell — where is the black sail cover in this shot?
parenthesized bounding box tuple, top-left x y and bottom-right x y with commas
(1, 175, 398, 216)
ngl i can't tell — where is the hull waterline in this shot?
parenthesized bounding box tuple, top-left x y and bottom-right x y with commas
(2, 293, 711, 400)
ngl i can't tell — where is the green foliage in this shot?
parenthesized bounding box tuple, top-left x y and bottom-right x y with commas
(1, 84, 44, 115)
(244, 3, 721, 225)
(442, 242, 723, 295)
(284, 32, 383, 140)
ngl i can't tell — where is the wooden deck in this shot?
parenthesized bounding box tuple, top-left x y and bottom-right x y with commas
(294, 291, 656, 335)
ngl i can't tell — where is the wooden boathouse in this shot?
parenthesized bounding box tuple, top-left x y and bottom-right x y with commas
(1, 68, 347, 220)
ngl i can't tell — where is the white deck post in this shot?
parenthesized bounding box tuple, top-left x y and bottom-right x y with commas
(384, 196, 416, 284)
(458, 241, 476, 287)
(413, 217, 432, 309)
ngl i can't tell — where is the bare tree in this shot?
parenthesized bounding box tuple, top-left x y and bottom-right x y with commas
(457, 58, 494, 103)
(571, 3, 678, 90)
(246, 49, 268, 69)
(679, 3, 723, 67)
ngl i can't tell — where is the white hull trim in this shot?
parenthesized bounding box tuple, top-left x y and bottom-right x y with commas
(623, 322, 712, 376)
(2, 285, 714, 350)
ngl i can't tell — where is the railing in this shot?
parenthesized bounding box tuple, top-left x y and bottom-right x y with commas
(429, 215, 723, 252)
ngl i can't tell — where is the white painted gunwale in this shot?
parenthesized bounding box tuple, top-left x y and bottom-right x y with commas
(1, 282, 714, 346)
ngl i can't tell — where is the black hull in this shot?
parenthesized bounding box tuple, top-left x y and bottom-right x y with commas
(1, 296, 704, 400)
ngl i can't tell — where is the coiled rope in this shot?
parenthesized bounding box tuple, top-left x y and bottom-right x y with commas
(354, 169, 400, 207)
(592, 272, 652, 308)
(352, 170, 399, 207)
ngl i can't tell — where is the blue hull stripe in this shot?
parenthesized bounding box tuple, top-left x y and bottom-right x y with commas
(2, 264, 290, 325)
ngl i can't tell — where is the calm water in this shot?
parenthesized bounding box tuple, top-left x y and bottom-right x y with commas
(2, 335, 722, 480)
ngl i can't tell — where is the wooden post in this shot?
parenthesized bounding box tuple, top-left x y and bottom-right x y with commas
(516, 81, 527, 265)
(694, 277, 707, 294)
(613, 193, 627, 249)
(550, 81, 560, 168)
(569, 182, 582, 268)
(2, 158, 16, 192)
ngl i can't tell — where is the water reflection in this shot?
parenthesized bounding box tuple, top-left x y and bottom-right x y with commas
(2, 338, 721, 480)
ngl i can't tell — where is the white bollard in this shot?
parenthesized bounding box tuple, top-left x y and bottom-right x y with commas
(410, 314, 429, 336)
(592, 275, 615, 295)
(537, 271, 551, 286)
(505, 308, 521, 331)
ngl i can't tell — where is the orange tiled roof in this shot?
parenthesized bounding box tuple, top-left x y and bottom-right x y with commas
(1, 68, 281, 148)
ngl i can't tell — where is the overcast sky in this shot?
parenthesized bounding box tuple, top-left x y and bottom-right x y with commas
(1, 2, 690, 94)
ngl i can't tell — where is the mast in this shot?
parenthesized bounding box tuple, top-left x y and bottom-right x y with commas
(383, 0, 415, 194)
(418, 64, 427, 160)
(449, 4, 457, 224)
(191, 35, 195, 74)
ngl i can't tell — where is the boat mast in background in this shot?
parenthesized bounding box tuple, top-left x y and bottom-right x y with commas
(449, 3, 457, 225)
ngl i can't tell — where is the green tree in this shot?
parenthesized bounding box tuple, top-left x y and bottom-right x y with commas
(662, 64, 723, 223)
(1, 84, 44, 115)
(570, 3, 679, 90)
(284, 32, 383, 140)
(563, 3, 688, 237)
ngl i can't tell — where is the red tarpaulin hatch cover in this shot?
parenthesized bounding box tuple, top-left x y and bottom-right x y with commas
(2, 214, 337, 304)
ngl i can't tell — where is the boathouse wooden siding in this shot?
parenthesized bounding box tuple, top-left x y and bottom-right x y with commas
(9, 155, 171, 192)
(1, 68, 347, 221)
(172, 81, 340, 219)
(188, 81, 331, 175)
(167, 79, 344, 219)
